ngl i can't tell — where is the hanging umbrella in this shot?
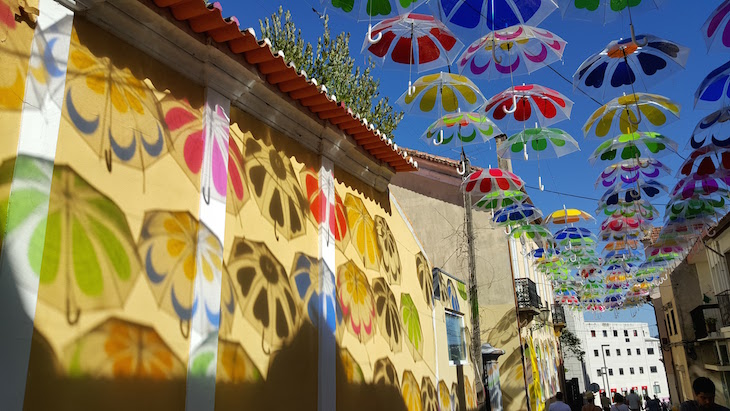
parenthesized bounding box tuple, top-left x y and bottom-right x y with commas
(189, 333, 262, 382)
(588, 132, 678, 165)
(598, 179, 668, 205)
(300, 167, 350, 252)
(373, 356, 400, 388)
(695, 60, 730, 110)
(554, 284, 579, 305)
(375, 215, 403, 284)
(677, 146, 730, 178)
(416, 252, 434, 308)
(484, 84, 573, 130)
(598, 201, 659, 220)
(457, 25, 566, 79)
(319, 0, 426, 44)
(595, 158, 672, 188)
(422, 377, 439, 411)
(244, 137, 309, 241)
(703, 1, 730, 53)
(461, 167, 525, 195)
(583, 93, 680, 138)
(665, 197, 727, 222)
(422, 111, 502, 148)
(554, 227, 597, 248)
(0, 156, 140, 325)
(227, 237, 300, 349)
(509, 223, 554, 247)
(64, 317, 185, 379)
(574, 35, 689, 101)
(337, 260, 376, 342)
(543, 208, 594, 225)
(402, 370, 423, 411)
(396, 72, 485, 116)
(290, 253, 343, 339)
(428, 0, 559, 39)
(401, 293, 423, 361)
(473, 189, 528, 211)
(670, 174, 730, 201)
(364, 13, 463, 76)
(498, 127, 580, 160)
(372, 277, 403, 352)
(345, 194, 381, 271)
(558, 0, 666, 24)
(687, 108, 730, 150)
(531, 247, 561, 261)
(493, 203, 543, 226)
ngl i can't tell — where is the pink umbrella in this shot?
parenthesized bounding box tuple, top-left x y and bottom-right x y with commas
(484, 84, 573, 130)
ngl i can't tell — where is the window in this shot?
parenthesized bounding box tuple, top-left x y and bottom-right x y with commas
(650, 366, 658, 373)
(636, 348, 641, 355)
(671, 310, 678, 335)
(605, 349, 610, 356)
(648, 348, 655, 355)
(603, 330, 608, 337)
(627, 349, 631, 356)
(634, 330, 638, 337)
(639, 367, 644, 374)
(616, 349, 621, 356)
(591, 330, 596, 337)
(630, 367, 635, 375)
(666, 314, 672, 336)
(624, 330, 629, 337)
(608, 369, 614, 376)
(613, 330, 618, 337)
(594, 349, 599, 357)
(619, 368, 624, 375)
(445, 313, 466, 364)
(625, 338, 630, 343)
(597, 369, 602, 377)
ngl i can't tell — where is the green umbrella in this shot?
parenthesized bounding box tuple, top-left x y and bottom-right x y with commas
(473, 189, 528, 211)
(422, 112, 501, 148)
(509, 224, 554, 248)
(588, 132, 678, 164)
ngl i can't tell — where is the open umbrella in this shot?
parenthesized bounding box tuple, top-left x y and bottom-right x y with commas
(509, 223, 554, 247)
(401, 292, 423, 361)
(461, 167, 525, 196)
(677, 146, 730, 178)
(372, 277, 403, 352)
(402, 370, 423, 411)
(687, 108, 730, 150)
(457, 25, 566, 79)
(599, 178, 668, 203)
(493, 203, 543, 226)
(0, 156, 140, 325)
(702, 0, 730, 53)
(416, 252, 434, 308)
(695, 60, 730, 110)
(300, 167, 349, 251)
(290, 253, 343, 338)
(544, 208, 594, 225)
(396, 72, 485, 116)
(574, 35, 689, 101)
(319, 0, 425, 44)
(422, 112, 501, 148)
(484, 84, 573, 130)
(498, 128, 579, 161)
(596, 158, 672, 188)
(583, 93, 680, 138)
(665, 197, 727, 222)
(474, 189, 528, 211)
(670, 174, 730, 201)
(189, 333, 262, 382)
(345, 194, 381, 271)
(588, 132, 678, 165)
(375, 215, 402, 284)
(558, 0, 666, 24)
(337, 260, 376, 342)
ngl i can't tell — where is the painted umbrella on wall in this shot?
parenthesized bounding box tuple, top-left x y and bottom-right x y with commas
(484, 84, 573, 130)
(339, 347, 365, 383)
(63, 317, 185, 380)
(227, 237, 300, 351)
(402, 370, 423, 411)
(0, 156, 141, 325)
(344, 194, 381, 271)
(457, 25, 566, 80)
(290, 253, 343, 339)
(583, 93, 680, 138)
(244, 136, 309, 241)
(138, 210, 228, 337)
(337, 260, 376, 343)
(373, 356, 400, 387)
(396, 72, 485, 116)
(189, 333, 262, 383)
(401, 293, 424, 361)
(375, 215, 402, 285)
(438, 380, 452, 411)
(573, 35, 689, 101)
(300, 167, 349, 251)
(421, 376, 439, 411)
(702, 0, 730, 53)
(372, 277, 403, 352)
(415, 252, 434, 308)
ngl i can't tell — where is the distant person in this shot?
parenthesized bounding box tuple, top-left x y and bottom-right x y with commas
(679, 377, 730, 411)
(612, 394, 630, 411)
(627, 389, 642, 411)
(647, 396, 661, 411)
(601, 392, 612, 411)
(583, 392, 602, 411)
(549, 392, 572, 411)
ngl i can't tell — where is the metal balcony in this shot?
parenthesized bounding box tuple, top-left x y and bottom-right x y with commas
(515, 278, 540, 315)
(718, 291, 730, 328)
(691, 304, 722, 340)
(552, 304, 566, 329)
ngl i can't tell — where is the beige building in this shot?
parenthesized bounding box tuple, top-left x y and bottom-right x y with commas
(391, 151, 563, 411)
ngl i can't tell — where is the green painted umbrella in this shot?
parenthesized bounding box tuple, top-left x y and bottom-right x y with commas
(422, 112, 501, 149)
(588, 132, 678, 165)
(508, 223, 554, 248)
(473, 189, 528, 211)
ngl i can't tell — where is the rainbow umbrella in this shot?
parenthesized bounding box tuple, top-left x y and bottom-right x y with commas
(702, 0, 730, 53)
(396, 72, 485, 116)
(484, 84, 573, 130)
(422, 112, 501, 148)
(543, 208, 594, 225)
(583, 93, 680, 138)
(687, 108, 730, 150)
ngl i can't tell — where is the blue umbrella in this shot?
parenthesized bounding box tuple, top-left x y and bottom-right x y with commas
(687, 108, 730, 150)
(493, 203, 542, 225)
(573, 35, 689, 101)
(695, 60, 730, 110)
(599, 179, 668, 206)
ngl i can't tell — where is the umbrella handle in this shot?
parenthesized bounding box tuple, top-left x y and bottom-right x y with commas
(66, 298, 80, 325)
(630, 24, 648, 47)
(523, 145, 529, 161)
(538, 176, 545, 191)
(180, 319, 190, 338)
(491, 37, 502, 64)
(504, 225, 512, 235)
(104, 149, 112, 172)
(502, 95, 518, 114)
(628, 105, 642, 125)
(202, 185, 211, 205)
(434, 130, 444, 146)
(367, 24, 382, 44)
(456, 160, 466, 175)
(407, 80, 416, 96)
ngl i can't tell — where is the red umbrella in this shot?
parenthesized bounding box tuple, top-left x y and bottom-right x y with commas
(461, 167, 524, 196)
(484, 84, 573, 130)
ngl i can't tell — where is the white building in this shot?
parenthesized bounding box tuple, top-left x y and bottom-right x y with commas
(565, 317, 671, 403)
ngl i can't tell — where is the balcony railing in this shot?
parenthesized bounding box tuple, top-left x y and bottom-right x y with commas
(515, 278, 540, 312)
(718, 291, 730, 328)
(691, 304, 722, 340)
(552, 304, 566, 326)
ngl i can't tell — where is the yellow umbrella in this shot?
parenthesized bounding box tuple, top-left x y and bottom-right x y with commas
(543, 208, 594, 225)
(344, 194, 380, 271)
(396, 72, 485, 116)
(438, 380, 451, 411)
(189, 333, 261, 383)
(421, 376, 438, 411)
(583, 93, 680, 138)
(402, 371, 423, 411)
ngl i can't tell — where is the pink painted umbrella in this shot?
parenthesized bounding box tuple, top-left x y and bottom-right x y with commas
(483, 84, 573, 130)
(702, 0, 730, 53)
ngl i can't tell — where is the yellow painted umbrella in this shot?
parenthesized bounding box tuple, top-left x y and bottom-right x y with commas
(402, 371, 423, 411)
(583, 93, 680, 138)
(396, 72, 485, 116)
(345, 194, 381, 271)
(543, 208, 594, 225)
(337, 260, 376, 342)
(438, 380, 451, 411)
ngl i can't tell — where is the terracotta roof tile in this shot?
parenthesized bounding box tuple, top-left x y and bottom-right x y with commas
(149, 0, 417, 172)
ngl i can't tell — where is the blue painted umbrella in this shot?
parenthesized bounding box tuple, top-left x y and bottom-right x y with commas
(554, 227, 596, 242)
(290, 253, 343, 339)
(428, 0, 558, 41)
(695, 61, 730, 110)
(493, 203, 542, 225)
(573, 35, 689, 101)
(687, 108, 730, 150)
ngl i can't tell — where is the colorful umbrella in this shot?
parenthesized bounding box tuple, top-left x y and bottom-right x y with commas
(678, 146, 730, 178)
(599, 179, 668, 205)
(588, 132, 678, 165)
(290, 253, 343, 338)
(428, 0, 558, 38)
(0, 157, 140, 325)
(543, 208, 594, 225)
(64, 317, 185, 379)
(244, 137, 309, 240)
(558, 0, 666, 23)
(375, 215, 402, 284)
(457, 25, 566, 79)
(703, 1, 730, 53)
(498, 127, 579, 161)
(402, 370, 423, 411)
(493, 203, 543, 225)
(438, 380, 452, 411)
(670, 175, 730, 201)
(461, 167, 525, 195)
(688, 108, 730, 150)
(319, 0, 426, 44)
(190, 333, 262, 382)
(372, 277, 403, 352)
(337, 260, 376, 342)
(554, 227, 596, 243)
(396, 72, 485, 116)
(422, 112, 501, 148)
(474, 189, 528, 211)
(364, 13, 463, 73)
(373, 357, 400, 388)
(695, 60, 730, 110)
(574, 35, 689, 101)
(401, 292, 423, 361)
(416, 252, 434, 308)
(139, 210, 225, 336)
(300, 167, 350, 251)
(597, 200, 658, 218)
(446, 279, 461, 311)
(340, 347, 365, 383)
(227, 237, 299, 349)
(596, 158, 672, 188)
(345, 194, 381, 271)
(509, 223, 554, 247)
(665, 197, 726, 222)
(422, 376, 439, 411)
(582, 93, 680, 138)
(484, 84, 573, 130)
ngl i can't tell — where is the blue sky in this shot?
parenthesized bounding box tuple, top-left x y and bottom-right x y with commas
(227, 0, 726, 334)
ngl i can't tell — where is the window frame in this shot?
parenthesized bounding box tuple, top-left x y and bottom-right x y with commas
(594, 349, 599, 357)
(650, 366, 658, 373)
(445, 311, 468, 366)
(647, 347, 655, 355)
